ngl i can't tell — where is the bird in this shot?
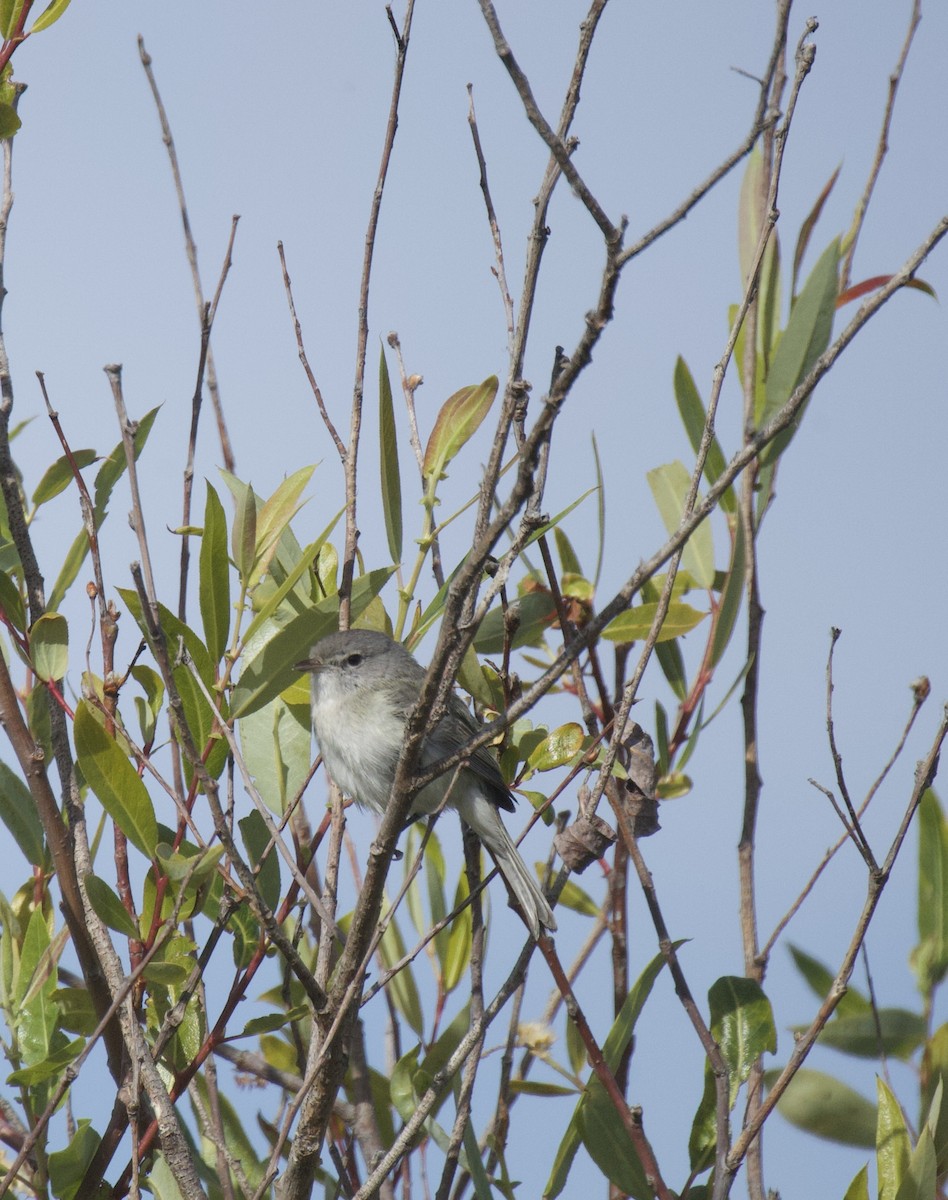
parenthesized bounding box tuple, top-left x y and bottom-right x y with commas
(295, 629, 556, 939)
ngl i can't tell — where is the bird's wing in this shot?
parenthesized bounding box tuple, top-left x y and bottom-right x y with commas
(423, 696, 516, 813)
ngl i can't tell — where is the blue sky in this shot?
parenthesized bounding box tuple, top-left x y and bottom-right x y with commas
(1, 3, 946, 1197)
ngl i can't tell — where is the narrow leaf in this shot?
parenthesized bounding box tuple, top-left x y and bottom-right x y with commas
(230, 476, 258, 581)
(422, 376, 498, 490)
(878, 1077, 912, 1200)
(792, 164, 841, 299)
(603, 600, 707, 644)
(764, 1068, 876, 1148)
(83, 873, 139, 939)
(0, 760, 45, 865)
(199, 482, 230, 664)
(31, 450, 97, 507)
(673, 357, 734, 515)
(379, 344, 403, 562)
(759, 237, 840, 435)
(709, 518, 745, 668)
(74, 700, 158, 858)
(647, 461, 715, 588)
(238, 810, 281, 912)
(577, 1088, 650, 1200)
(913, 790, 948, 993)
(29, 0, 72, 32)
(251, 465, 315, 586)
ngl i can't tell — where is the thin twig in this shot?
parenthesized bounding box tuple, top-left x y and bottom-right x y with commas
(839, 0, 922, 291)
(278, 240, 346, 461)
(138, 36, 235, 473)
(178, 215, 240, 622)
(339, 0, 416, 629)
(721, 707, 948, 1187)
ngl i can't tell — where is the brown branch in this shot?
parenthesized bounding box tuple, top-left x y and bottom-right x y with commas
(476, 0, 616, 243)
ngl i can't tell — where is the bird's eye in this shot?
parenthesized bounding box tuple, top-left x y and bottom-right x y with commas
(345, 653, 363, 668)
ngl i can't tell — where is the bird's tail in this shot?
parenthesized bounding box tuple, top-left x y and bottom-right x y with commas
(457, 794, 557, 939)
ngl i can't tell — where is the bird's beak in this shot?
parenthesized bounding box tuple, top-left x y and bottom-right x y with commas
(293, 656, 321, 673)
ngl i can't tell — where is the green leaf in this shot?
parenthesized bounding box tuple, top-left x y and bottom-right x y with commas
(577, 1086, 650, 1199)
(794, 164, 841, 301)
(17, 907, 59, 1069)
(878, 1077, 912, 1200)
(29, 612, 68, 681)
(74, 700, 158, 858)
(47, 1120, 100, 1200)
(603, 600, 707, 644)
(199, 482, 230, 664)
(913, 790, 948, 993)
(0, 568, 24, 632)
(241, 511, 342, 645)
(231, 476, 258, 582)
(709, 517, 745, 668)
(655, 636, 687, 701)
(787, 943, 870, 1016)
(230, 566, 394, 719)
(155, 841, 224, 885)
(738, 144, 765, 288)
(238, 693, 311, 816)
(118, 589, 226, 778)
(0, 760, 45, 865)
(764, 1067, 876, 1148)
(379, 344, 403, 563)
(238, 810, 281, 912)
(7, 1035, 84, 1085)
(473, 590, 557, 654)
(842, 1164, 871, 1200)
(555, 877, 601, 918)
(0, 0, 23, 38)
(673, 358, 735, 515)
(83, 873, 139, 939)
(48, 407, 160, 611)
(422, 376, 498, 493)
(554, 526, 583, 578)
(647, 460, 715, 588)
(53, 986, 97, 1035)
(238, 1007, 308, 1038)
(508, 1079, 578, 1097)
(0, 102, 20, 140)
(29, 0, 72, 32)
(527, 723, 585, 773)
(811, 1008, 926, 1060)
(378, 907, 423, 1036)
(921, 1024, 948, 1178)
(131, 664, 164, 745)
(710, 976, 776, 1098)
(442, 873, 472, 995)
(758, 237, 839, 449)
(894, 1128, 936, 1200)
(31, 450, 97, 507)
(692, 976, 777, 1168)
(251, 466, 315, 587)
(546, 948, 675, 1198)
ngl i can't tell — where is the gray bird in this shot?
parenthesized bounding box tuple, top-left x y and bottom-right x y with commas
(295, 629, 556, 939)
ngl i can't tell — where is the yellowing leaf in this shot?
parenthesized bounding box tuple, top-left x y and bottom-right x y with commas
(422, 376, 498, 493)
(603, 601, 707, 644)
